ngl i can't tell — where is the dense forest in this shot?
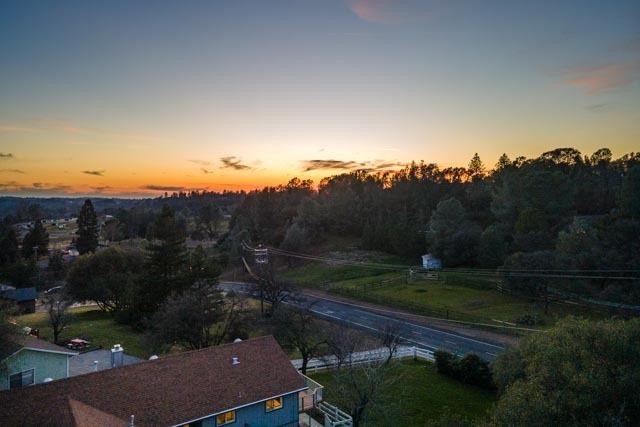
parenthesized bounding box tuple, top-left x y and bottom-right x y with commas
(226, 148, 640, 303)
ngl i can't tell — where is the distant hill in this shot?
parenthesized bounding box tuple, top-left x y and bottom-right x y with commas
(0, 192, 245, 222)
(0, 197, 142, 220)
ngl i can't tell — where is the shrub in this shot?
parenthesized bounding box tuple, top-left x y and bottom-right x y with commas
(434, 350, 495, 390)
(435, 350, 456, 377)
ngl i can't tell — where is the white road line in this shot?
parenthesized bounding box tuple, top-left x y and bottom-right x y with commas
(322, 302, 505, 350)
(221, 281, 503, 352)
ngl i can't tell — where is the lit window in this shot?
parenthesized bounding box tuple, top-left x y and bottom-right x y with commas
(216, 411, 235, 426)
(265, 396, 283, 412)
(9, 369, 34, 389)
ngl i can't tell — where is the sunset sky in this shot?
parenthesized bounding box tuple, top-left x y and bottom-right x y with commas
(1, 0, 639, 197)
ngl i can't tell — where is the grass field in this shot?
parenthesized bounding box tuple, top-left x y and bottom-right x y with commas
(279, 261, 603, 328)
(310, 359, 496, 425)
(14, 306, 148, 358)
(279, 263, 401, 287)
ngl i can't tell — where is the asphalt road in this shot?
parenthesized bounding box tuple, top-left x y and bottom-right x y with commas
(220, 281, 504, 360)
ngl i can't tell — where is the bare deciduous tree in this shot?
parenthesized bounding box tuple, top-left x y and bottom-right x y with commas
(44, 292, 72, 344)
(273, 303, 326, 375)
(327, 323, 402, 427)
(250, 260, 292, 316)
(378, 321, 403, 365)
(325, 324, 362, 370)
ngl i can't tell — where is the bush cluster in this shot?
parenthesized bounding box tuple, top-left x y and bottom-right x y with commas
(434, 350, 494, 390)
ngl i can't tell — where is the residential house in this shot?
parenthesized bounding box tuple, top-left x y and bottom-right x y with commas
(0, 286, 37, 314)
(0, 336, 326, 427)
(421, 253, 442, 270)
(1, 335, 77, 391)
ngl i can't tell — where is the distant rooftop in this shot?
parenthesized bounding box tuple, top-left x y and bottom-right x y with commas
(0, 286, 37, 302)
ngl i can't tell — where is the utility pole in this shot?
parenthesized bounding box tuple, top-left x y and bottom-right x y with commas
(254, 246, 269, 316)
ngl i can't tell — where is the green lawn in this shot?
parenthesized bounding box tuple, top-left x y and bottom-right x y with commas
(280, 261, 604, 328)
(14, 306, 148, 358)
(280, 263, 401, 287)
(310, 359, 496, 426)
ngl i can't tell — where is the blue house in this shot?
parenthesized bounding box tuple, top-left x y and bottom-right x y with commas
(0, 335, 77, 390)
(0, 286, 37, 313)
(0, 336, 324, 426)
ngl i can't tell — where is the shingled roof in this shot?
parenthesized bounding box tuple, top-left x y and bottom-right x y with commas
(0, 334, 77, 361)
(0, 335, 306, 427)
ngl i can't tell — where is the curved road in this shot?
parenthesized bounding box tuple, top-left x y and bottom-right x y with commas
(220, 281, 504, 360)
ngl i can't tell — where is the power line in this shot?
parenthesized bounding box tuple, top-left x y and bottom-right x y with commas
(265, 246, 640, 280)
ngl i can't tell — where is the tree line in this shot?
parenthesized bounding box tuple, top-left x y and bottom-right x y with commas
(225, 147, 640, 304)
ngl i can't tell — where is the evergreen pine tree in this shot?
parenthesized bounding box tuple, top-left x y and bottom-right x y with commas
(76, 199, 99, 254)
(21, 220, 49, 259)
(139, 205, 188, 317)
(468, 153, 485, 177)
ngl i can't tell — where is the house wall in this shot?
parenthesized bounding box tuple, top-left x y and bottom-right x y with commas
(1, 349, 70, 390)
(200, 392, 299, 427)
(18, 300, 36, 314)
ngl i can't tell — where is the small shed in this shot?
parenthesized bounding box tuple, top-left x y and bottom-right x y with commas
(1, 286, 38, 313)
(421, 254, 442, 270)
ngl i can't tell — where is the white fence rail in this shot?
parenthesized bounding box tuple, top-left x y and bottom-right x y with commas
(318, 401, 353, 427)
(291, 345, 434, 373)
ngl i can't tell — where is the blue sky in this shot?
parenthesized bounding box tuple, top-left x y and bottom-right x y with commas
(1, 0, 639, 196)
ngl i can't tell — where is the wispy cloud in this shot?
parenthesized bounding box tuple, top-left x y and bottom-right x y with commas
(0, 118, 169, 144)
(0, 125, 36, 133)
(201, 168, 215, 174)
(82, 170, 105, 176)
(0, 153, 14, 159)
(370, 161, 405, 170)
(301, 159, 365, 171)
(220, 156, 252, 170)
(90, 186, 112, 193)
(586, 103, 608, 112)
(563, 60, 640, 95)
(301, 159, 405, 172)
(188, 159, 211, 166)
(346, 0, 428, 24)
(0, 181, 71, 194)
(0, 169, 25, 174)
(141, 184, 185, 192)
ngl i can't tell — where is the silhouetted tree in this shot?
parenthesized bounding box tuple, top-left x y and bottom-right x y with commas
(0, 223, 19, 268)
(21, 220, 48, 259)
(493, 317, 640, 426)
(76, 199, 99, 254)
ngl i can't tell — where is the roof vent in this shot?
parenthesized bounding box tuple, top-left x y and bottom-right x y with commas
(232, 356, 240, 365)
(233, 338, 242, 343)
(43, 378, 53, 383)
(149, 355, 159, 360)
